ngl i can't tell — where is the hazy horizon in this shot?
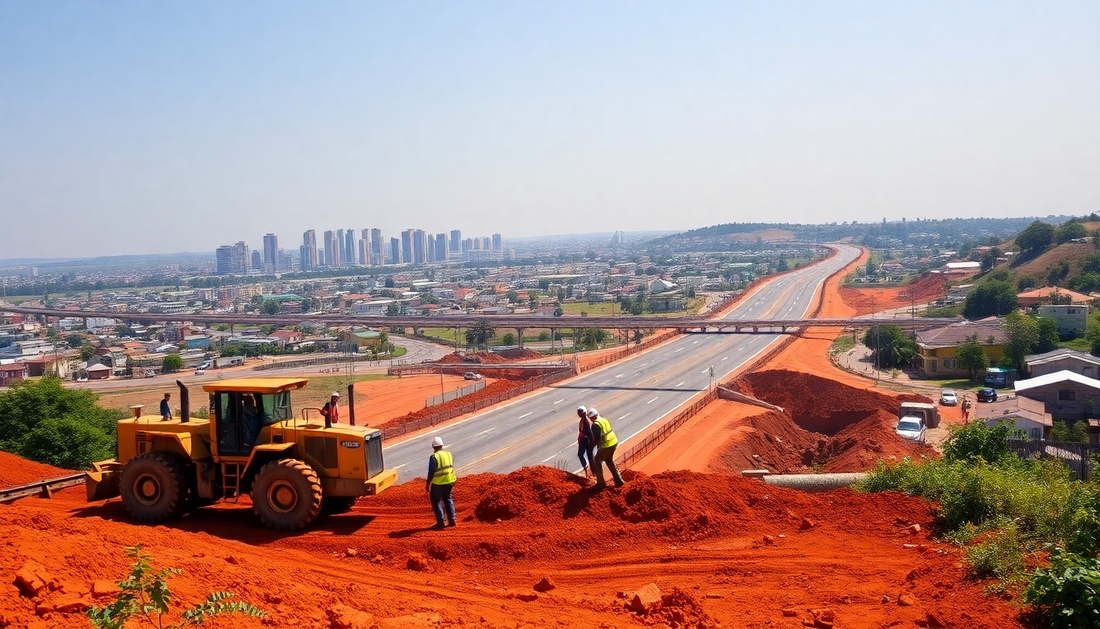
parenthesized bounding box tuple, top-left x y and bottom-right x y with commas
(2, 1, 1098, 259)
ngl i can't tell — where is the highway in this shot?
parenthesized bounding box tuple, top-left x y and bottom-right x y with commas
(384, 244, 862, 481)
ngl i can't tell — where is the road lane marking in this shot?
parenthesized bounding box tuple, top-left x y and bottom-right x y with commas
(700, 369, 709, 374)
(675, 381, 685, 388)
(478, 427, 496, 435)
(674, 347, 684, 353)
(553, 399, 564, 405)
(616, 374, 624, 378)
(394, 464, 407, 470)
(647, 396, 659, 404)
(518, 412, 533, 419)
(541, 454, 558, 463)
(722, 356, 729, 361)
(619, 413, 632, 420)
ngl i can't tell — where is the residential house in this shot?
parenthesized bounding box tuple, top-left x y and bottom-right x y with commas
(1036, 304, 1089, 337)
(1015, 370, 1100, 421)
(1017, 287, 1092, 308)
(1025, 348, 1100, 379)
(339, 330, 383, 352)
(914, 320, 1006, 378)
(0, 362, 28, 386)
(86, 363, 112, 380)
(979, 396, 1052, 441)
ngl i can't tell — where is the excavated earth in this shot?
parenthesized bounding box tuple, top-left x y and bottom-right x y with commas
(1, 453, 1025, 629)
(719, 370, 937, 473)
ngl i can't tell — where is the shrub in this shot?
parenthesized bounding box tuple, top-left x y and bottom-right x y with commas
(88, 545, 264, 629)
(966, 526, 1027, 591)
(942, 420, 1016, 464)
(1024, 535, 1100, 629)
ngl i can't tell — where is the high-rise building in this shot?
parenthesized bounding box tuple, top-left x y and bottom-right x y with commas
(449, 230, 462, 256)
(435, 233, 447, 261)
(323, 231, 338, 267)
(413, 229, 428, 264)
(357, 238, 367, 268)
(492, 233, 502, 251)
(481, 236, 491, 250)
(302, 230, 318, 269)
(427, 237, 435, 263)
(400, 230, 414, 264)
(263, 233, 278, 273)
(370, 229, 384, 265)
(251, 251, 263, 270)
(299, 245, 312, 272)
(278, 249, 294, 272)
(215, 241, 249, 275)
(389, 237, 401, 265)
(344, 229, 355, 266)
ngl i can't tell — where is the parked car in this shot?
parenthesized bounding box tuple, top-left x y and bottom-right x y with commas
(976, 387, 998, 403)
(940, 390, 958, 406)
(463, 371, 482, 380)
(895, 417, 927, 444)
(194, 368, 206, 376)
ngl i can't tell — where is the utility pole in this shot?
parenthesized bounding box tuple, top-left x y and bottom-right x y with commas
(871, 295, 879, 383)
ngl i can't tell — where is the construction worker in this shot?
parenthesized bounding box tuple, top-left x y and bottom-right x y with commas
(320, 392, 340, 424)
(159, 393, 172, 420)
(426, 436, 457, 529)
(576, 405, 595, 478)
(587, 408, 624, 489)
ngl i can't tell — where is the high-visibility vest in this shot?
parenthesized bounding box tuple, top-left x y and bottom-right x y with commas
(431, 450, 456, 485)
(592, 416, 617, 448)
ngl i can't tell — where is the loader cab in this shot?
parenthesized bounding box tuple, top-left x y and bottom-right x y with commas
(203, 378, 307, 458)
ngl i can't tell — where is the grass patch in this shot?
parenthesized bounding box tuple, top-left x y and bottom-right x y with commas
(829, 336, 856, 354)
(1058, 337, 1091, 353)
(558, 302, 620, 316)
(917, 378, 979, 391)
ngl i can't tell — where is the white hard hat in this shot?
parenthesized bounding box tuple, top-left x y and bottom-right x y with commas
(577, 405, 587, 414)
(432, 436, 445, 448)
(586, 408, 598, 419)
(331, 392, 340, 398)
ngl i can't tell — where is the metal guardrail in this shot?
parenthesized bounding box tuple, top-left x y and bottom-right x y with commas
(426, 380, 486, 407)
(0, 474, 86, 503)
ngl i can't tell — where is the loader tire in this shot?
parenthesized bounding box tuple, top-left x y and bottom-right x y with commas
(252, 459, 323, 531)
(322, 496, 357, 515)
(120, 452, 188, 524)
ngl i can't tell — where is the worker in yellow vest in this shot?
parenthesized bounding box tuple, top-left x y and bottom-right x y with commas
(426, 436, 457, 529)
(587, 408, 625, 489)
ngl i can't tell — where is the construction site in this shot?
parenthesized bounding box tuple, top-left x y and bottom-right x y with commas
(0, 247, 1037, 628)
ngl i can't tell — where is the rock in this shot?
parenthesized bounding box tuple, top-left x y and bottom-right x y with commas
(908, 524, 922, 535)
(345, 548, 358, 557)
(781, 608, 798, 617)
(628, 583, 662, 614)
(917, 544, 929, 553)
(36, 597, 89, 614)
(811, 608, 835, 628)
(881, 595, 891, 604)
(763, 535, 777, 546)
(426, 544, 452, 561)
(224, 555, 240, 565)
(378, 612, 441, 628)
(14, 561, 52, 597)
(905, 569, 918, 581)
(405, 554, 430, 572)
(800, 518, 816, 530)
(898, 593, 918, 607)
(91, 581, 116, 598)
(514, 593, 538, 603)
(327, 604, 375, 629)
(925, 611, 945, 628)
(533, 577, 555, 592)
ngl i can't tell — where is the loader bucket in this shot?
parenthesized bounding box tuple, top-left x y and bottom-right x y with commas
(364, 469, 398, 496)
(85, 460, 123, 502)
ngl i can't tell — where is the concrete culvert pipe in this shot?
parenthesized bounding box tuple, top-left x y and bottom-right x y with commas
(749, 473, 867, 493)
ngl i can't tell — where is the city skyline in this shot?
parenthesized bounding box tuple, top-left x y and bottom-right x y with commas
(215, 225, 505, 275)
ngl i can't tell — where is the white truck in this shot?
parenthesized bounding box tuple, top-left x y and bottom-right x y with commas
(213, 356, 245, 369)
(899, 401, 940, 429)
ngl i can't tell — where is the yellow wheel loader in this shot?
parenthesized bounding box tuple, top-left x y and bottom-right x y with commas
(85, 378, 397, 531)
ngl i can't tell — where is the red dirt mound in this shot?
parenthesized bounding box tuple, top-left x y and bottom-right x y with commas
(495, 348, 544, 360)
(378, 376, 541, 430)
(838, 272, 949, 315)
(717, 371, 936, 472)
(0, 450, 73, 488)
(437, 351, 515, 364)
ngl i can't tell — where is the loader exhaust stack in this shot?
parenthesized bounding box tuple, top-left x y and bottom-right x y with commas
(176, 380, 190, 423)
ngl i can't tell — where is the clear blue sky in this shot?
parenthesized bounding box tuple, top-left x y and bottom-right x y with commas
(2, 1, 1098, 258)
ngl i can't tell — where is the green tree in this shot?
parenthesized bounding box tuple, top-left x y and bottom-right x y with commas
(80, 344, 97, 362)
(1001, 311, 1039, 370)
(1036, 317, 1060, 352)
(578, 328, 609, 350)
(161, 354, 184, 373)
(955, 335, 990, 381)
(464, 319, 495, 349)
(1054, 221, 1088, 244)
(0, 377, 121, 469)
(115, 324, 136, 337)
(260, 299, 280, 315)
(501, 332, 516, 346)
(962, 280, 1017, 319)
(505, 290, 519, 304)
(862, 324, 917, 368)
(385, 302, 400, 317)
(1016, 220, 1054, 259)
(65, 332, 86, 348)
(553, 306, 564, 317)
(1017, 276, 1037, 291)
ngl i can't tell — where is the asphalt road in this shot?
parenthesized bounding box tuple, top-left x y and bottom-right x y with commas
(384, 244, 862, 481)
